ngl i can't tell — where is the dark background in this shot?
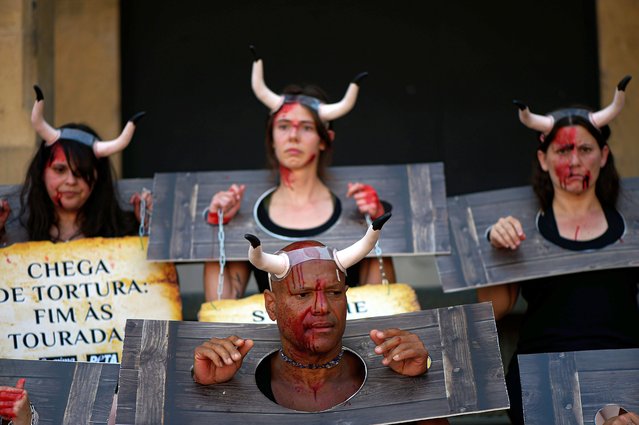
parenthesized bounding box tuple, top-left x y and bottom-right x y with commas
(121, 0, 599, 196)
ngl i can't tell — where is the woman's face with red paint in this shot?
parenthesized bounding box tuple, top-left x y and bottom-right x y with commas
(43, 145, 94, 212)
(537, 125, 609, 194)
(272, 103, 325, 171)
(269, 260, 347, 356)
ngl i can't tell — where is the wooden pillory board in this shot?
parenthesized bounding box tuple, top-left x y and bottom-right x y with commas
(0, 178, 153, 246)
(147, 163, 449, 262)
(117, 302, 509, 424)
(518, 348, 639, 425)
(436, 177, 639, 292)
(0, 358, 119, 425)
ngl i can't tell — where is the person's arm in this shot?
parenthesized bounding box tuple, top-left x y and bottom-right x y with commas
(0, 198, 10, 235)
(358, 257, 396, 285)
(129, 189, 153, 232)
(203, 261, 251, 301)
(369, 328, 430, 377)
(477, 283, 520, 320)
(202, 184, 250, 301)
(192, 335, 254, 385)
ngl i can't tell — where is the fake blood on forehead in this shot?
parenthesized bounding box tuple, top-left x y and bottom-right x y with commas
(551, 127, 593, 189)
(48, 143, 67, 167)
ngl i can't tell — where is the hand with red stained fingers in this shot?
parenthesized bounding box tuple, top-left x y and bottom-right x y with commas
(0, 378, 33, 424)
(193, 335, 254, 385)
(130, 189, 153, 225)
(207, 184, 246, 225)
(0, 198, 11, 232)
(489, 216, 526, 250)
(370, 328, 430, 377)
(346, 182, 385, 219)
(602, 411, 639, 425)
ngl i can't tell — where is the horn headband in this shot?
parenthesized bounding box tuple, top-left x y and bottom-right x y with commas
(513, 75, 632, 138)
(245, 212, 391, 289)
(30, 85, 146, 157)
(249, 45, 368, 121)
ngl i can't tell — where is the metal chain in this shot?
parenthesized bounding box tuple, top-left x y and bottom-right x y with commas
(138, 194, 147, 250)
(217, 209, 226, 300)
(365, 214, 389, 285)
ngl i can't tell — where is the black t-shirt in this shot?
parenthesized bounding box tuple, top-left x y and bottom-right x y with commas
(517, 205, 639, 354)
(253, 190, 361, 292)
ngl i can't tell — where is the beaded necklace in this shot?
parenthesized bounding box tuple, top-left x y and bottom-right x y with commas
(279, 347, 345, 369)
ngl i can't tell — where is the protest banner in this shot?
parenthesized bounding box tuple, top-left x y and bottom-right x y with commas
(0, 236, 181, 362)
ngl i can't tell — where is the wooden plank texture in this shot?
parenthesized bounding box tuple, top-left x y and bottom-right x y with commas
(0, 358, 119, 425)
(0, 178, 152, 246)
(146, 163, 449, 261)
(117, 302, 508, 424)
(436, 177, 639, 292)
(519, 349, 639, 425)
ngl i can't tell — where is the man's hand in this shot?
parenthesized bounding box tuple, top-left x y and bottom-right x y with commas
(370, 328, 430, 377)
(602, 411, 639, 425)
(489, 216, 526, 250)
(207, 184, 246, 225)
(346, 182, 384, 219)
(193, 335, 254, 385)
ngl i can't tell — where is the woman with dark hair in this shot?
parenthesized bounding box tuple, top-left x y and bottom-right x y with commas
(0, 87, 147, 425)
(478, 77, 639, 425)
(203, 51, 395, 301)
(0, 87, 149, 243)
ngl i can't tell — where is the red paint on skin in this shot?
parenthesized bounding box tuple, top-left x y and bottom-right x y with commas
(574, 225, 580, 240)
(48, 144, 68, 207)
(48, 143, 67, 166)
(582, 170, 591, 190)
(310, 382, 322, 401)
(314, 279, 327, 313)
(278, 103, 297, 115)
(279, 164, 294, 188)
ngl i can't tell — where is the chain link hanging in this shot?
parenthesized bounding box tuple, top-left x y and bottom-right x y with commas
(365, 214, 389, 285)
(138, 192, 148, 250)
(217, 209, 226, 300)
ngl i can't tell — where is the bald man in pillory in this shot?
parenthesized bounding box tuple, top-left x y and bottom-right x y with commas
(192, 213, 447, 424)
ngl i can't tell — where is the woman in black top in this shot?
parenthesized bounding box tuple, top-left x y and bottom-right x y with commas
(478, 76, 639, 425)
(203, 51, 394, 300)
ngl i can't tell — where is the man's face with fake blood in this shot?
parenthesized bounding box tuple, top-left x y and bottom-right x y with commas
(537, 125, 609, 194)
(272, 103, 325, 173)
(43, 144, 93, 211)
(265, 259, 347, 357)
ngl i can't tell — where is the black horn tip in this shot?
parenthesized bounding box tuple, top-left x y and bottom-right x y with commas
(372, 212, 391, 231)
(244, 233, 261, 248)
(617, 75, 632, 91)
(352, 72, 369, 85)
(129, 111, 147, 124)
(512, 100, 528, 111)
(33, 85, 44, 101)
(249, 45, 260, 62)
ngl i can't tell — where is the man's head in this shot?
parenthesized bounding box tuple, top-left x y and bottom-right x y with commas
(244, 212, 391, 356)
(264, 241, 348, 356)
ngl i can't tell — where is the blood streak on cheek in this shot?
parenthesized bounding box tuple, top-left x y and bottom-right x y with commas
(555, 163, 572, 189)
(304, 154, 316, 167)
(582, 170, 591, 189)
